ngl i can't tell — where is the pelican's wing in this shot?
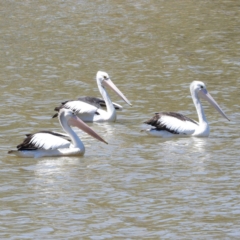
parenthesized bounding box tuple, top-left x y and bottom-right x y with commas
(77, 96, 106, 108)
(144, 112, 198, 135)
(17, 131, 72, 150)
(54, 100, 99, 117)
(77, 96, 123, 111)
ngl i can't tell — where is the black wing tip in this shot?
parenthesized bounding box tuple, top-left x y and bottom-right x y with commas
(143, 113, 160, 125)
(52, 113, 58, 118)
(52, 105, 61, 118)
(54, 106, 61, 111)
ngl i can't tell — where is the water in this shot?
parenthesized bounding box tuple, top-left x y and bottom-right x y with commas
(1, 0, 240, 239)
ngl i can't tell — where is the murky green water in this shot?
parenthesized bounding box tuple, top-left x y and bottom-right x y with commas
(1, 0, 240, 238)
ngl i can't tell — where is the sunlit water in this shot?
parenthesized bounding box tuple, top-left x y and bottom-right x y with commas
(0, 0, 240, 239)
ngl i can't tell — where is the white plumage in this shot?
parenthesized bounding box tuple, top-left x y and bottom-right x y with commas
(159, 115, 197, 135)
(64, 101, 99, 116)
(29, 133, 71, 150)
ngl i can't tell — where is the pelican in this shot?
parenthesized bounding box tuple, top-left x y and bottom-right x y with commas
(143, 81, 230, 137)
(8, 109, 108, 158)
(53, 71, 132, 122)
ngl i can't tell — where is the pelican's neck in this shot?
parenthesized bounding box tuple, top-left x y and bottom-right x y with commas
(191, 88, 210, 136)
(191, 90, 208, 124)
(97, 81, 116, 121)
(59, 115, 85, 153)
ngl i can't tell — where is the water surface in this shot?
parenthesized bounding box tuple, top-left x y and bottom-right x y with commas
(0, 0, 240, 239)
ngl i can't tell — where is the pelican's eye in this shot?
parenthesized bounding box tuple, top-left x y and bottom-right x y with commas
(200, 85, 204, 89)
(103, 75, 108, 80)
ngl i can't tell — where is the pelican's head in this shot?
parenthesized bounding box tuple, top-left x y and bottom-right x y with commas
(190, 81, 230, 121)
(59, 109, 108, 144)
(96, 71, 132, 106)
(60, 108, 76, 119)
(96, 71, 110, 85)
(190, 81, 207, 94)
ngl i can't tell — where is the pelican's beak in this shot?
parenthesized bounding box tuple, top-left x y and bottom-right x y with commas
(103, 79, 132, 106)
(68, 116, 108, 144)
(198, 89, 230, 121)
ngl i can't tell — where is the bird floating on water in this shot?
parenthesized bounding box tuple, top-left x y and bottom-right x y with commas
(8, 109, 108, 158)
(53, 71, 132, 122)
(143, 81, 230, 137)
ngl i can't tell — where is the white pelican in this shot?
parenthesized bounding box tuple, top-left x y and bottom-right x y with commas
(143, 81, 230, 137)
(8, 109, 108, 158)
(53, 71, 132, 122)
